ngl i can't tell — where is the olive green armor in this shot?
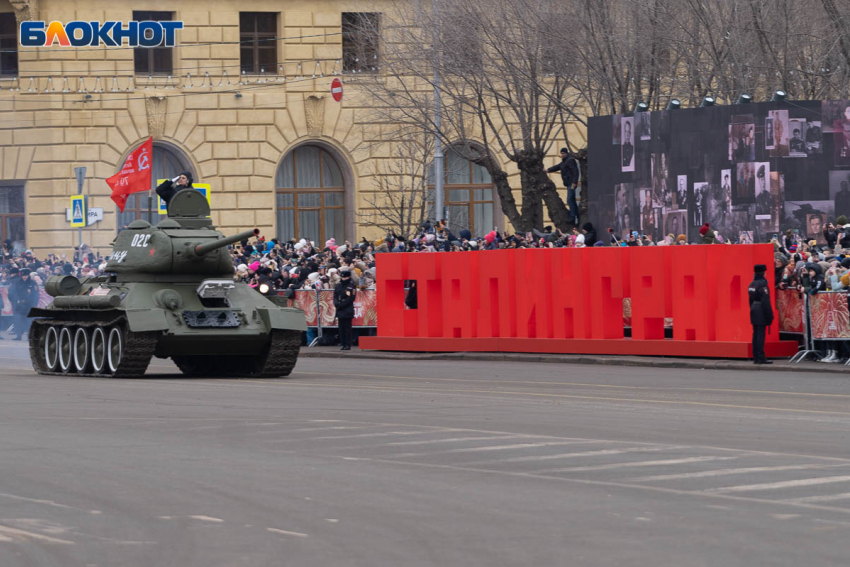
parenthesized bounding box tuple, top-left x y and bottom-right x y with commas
(28, 190, 305, 377)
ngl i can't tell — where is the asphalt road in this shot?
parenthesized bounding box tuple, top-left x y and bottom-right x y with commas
(1, 341, 850, 567)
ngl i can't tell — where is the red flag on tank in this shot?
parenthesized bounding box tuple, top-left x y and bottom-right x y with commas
(106, 137, 153, 212)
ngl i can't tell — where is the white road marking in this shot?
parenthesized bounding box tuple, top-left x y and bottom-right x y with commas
(386, 441, 597, 459)
(458, 446, 686, 467)
(278, 429, 458, 442)
(702, 475, 850, 494)
(189, 516, 224, 522)
(542, 456, 737, 473)
(630, 464, 845, 483)
(780, 492, 850, 504)
(378, 435, 526, 447)
(267, 528, 309, 538)
(0, 524, 74, 545)
(0, 492, 73, 510)
(289, 425, 377, 433)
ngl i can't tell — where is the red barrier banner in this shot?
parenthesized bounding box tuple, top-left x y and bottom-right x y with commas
(809, 292, 850, 339)
(360, 245, 799, 359)
(293, 289, 378, 328)
(776, 290, 804, 334)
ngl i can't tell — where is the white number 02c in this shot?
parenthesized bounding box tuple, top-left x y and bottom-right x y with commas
(131, 234, 152, 247)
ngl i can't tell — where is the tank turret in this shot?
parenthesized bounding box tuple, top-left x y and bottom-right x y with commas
(26, 188, 305, 378)
(105, 191, 259, 277)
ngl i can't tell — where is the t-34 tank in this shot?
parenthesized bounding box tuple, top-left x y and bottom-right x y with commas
(28, 190, 306, 377)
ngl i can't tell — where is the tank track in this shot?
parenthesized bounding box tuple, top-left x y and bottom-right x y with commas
(172, 329, 301, 378)
(255, 329, 301, 377)
(29, 315, 159, 378)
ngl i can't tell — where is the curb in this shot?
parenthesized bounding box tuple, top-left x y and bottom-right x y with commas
(298, 348, 850, 374)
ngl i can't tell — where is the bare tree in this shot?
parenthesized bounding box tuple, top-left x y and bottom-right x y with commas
(354, 0, 585, 232)
(358, 135, 434, 239)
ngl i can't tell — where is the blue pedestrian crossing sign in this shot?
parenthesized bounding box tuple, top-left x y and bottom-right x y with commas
(156, 180, 211, 216)
(70, 195, 87, 228)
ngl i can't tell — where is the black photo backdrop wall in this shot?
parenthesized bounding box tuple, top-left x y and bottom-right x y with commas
(587, 100, 850, 244)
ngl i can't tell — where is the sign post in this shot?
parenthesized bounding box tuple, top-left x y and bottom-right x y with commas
(73, 166, 86, 246)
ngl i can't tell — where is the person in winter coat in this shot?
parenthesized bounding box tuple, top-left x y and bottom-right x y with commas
(798, 263, 825, 296)
(699, 223, 716, 244)
(8, 268, 39, 340)
(774, 253, 788, 288)
(581, 223, 597, 247)
(333, 269, 357, 350)
(823, 223, 838, 249)
(547, 148, 581, 225)
(748, 264, 774, 365)
(155, 171, 194, 209)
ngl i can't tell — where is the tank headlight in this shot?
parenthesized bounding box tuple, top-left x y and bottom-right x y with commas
(259, 283, 270, 294)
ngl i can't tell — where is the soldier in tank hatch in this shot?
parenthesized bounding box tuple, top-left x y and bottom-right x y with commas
(156, 172, 194, 208)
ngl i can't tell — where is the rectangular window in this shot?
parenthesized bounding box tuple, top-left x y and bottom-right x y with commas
(240, 12, 278, 74)
(133, 11, 173, 75)
(0, 184, 25, 247)
(342, 13, 379, 73)
(0, 13, 18, 76)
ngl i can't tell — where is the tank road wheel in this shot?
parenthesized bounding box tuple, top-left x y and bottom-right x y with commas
(107, 326, 123, 374)
(28, 320, 50, 374)
(44, 326, 60, 372)
(73, 328, 90, 373)
(57, 327, 73, 373)
(91, 327, 107, 374)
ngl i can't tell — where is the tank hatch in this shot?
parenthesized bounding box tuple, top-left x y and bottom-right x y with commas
(166, 190, 212, 229)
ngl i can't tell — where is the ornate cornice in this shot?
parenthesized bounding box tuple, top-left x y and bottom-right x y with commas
(9, 0, 38, 22)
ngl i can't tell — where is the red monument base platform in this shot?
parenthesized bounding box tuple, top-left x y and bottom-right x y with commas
(358, 337, 799, 359)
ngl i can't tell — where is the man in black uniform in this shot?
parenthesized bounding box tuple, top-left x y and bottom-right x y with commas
(333, 268, 357, 350)
(155, 171, 194, 208)
(8, 268, 40, 340)
(748, 264, 774, 365)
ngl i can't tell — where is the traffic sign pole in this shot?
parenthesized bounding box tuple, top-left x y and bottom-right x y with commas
(74, 167, 86, 248)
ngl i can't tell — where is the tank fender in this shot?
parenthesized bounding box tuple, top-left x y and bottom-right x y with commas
(125, 309, 171, 332)
(256, 307, 307, 332)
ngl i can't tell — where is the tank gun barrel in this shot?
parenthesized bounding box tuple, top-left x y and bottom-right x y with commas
(194, 228, 259, 256)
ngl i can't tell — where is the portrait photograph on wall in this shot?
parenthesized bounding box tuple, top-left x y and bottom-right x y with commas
(621, 116, 635, 172)
(638, 111, 651, 141)
(729, 115, 755, 162)
(829, 171, 850, 214)
(789, 119, 808, 157)
(768, 110, 790, 158)
(587, 99, 850, 244)
(612, 114, 621, 145)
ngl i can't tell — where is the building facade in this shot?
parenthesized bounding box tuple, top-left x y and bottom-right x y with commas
(0, 0, 581, 256)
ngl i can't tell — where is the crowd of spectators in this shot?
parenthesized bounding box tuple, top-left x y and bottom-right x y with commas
(771, 215, 850, 363)
(0, 241, 109, 287)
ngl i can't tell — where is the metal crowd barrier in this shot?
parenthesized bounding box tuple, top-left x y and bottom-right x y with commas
(283, 288, 378, 347)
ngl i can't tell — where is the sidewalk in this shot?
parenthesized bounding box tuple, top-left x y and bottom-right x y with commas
(299, 346, 849, 374)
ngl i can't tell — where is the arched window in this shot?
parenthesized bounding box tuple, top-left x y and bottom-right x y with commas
(116, 142, 195, 230)
(275, 146, 345, 244)
(430, 147, 495, 236)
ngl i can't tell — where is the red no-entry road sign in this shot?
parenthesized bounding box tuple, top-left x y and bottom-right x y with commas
(331, 78, 343, 102)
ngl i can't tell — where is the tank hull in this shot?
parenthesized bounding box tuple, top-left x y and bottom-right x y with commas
(28, 279, 306, 378)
